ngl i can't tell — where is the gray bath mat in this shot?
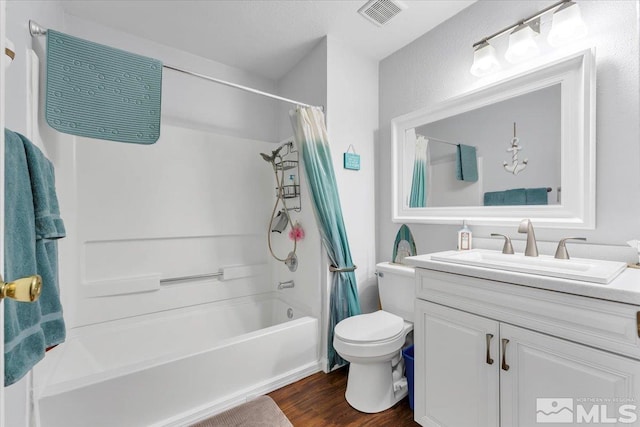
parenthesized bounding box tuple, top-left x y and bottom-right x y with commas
(191, 396, 293, 427)
(45, 30, 162, 144)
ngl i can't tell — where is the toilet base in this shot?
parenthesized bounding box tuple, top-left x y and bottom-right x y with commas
(345, 358, 408, 413)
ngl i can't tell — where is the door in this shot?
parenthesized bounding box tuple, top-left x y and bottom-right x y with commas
(1, 1, 7, 424)
(500, 323, 640, 427)
(415, 300, 500, 427)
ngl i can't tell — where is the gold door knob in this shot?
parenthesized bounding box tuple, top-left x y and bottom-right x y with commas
(0, 274, 42, 302)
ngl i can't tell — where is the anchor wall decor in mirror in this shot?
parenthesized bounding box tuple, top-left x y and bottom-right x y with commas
(391, 48, 595, 229)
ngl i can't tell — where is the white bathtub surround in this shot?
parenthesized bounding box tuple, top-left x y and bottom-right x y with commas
(33, 294, 319, 427)
(56, 123, 276, 327)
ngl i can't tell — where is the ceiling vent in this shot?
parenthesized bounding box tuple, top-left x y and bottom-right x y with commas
(358, 0, 407, 27)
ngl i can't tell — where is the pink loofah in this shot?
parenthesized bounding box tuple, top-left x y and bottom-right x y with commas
(289, 222, 305, 242)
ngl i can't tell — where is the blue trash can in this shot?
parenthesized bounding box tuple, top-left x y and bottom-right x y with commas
(402, 345, 415, 410)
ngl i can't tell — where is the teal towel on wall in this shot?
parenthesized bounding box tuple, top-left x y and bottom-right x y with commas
(46, 30, 162, 144)
(4, 129, 66, 386)
(455, 144, 478, 182)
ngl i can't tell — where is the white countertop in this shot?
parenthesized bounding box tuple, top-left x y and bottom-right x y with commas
(406, 251, 640, 306)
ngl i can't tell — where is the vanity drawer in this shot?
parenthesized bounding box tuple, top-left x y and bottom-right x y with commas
(416, 269, 640, 360)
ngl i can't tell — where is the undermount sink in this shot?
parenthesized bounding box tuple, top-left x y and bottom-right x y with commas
(430, 249, 627, 284)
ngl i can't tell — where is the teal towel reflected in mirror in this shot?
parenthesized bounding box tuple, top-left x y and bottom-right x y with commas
(525, 187, 548, 205)
(484, 187, 548, 206)
(4, 129, 66, 386)
(504, 188, 527, 205)
(455, 144, 478, 182)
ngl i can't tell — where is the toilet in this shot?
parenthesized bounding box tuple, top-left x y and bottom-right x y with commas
(333, 262, 415, 413)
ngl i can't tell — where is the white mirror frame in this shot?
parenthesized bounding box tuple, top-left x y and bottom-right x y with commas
(391, 48, 595, 229)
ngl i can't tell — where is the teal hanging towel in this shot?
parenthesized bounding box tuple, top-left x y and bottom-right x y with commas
(46, 30, 162, 144)
(455, 144, 478, 182)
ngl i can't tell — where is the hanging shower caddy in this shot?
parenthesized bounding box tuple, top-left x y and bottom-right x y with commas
(274, 141, 301, 212)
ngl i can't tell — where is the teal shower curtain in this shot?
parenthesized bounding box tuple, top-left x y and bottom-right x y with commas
(409, 136, 428, 207)
(290, 107, 361, 370)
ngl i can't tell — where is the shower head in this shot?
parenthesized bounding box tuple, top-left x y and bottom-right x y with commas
(260, 152, 273, 162)
(260, 144, 287, 164)
(272, 145, 284, 158)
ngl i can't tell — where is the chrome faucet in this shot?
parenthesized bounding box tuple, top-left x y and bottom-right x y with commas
(554, 237, 587, 259)
(517, 219, 538, 257)
(491, 233, 514, 254)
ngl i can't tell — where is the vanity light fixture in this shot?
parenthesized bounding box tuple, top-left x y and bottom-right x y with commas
(470, 41, 501, 77)
(504, 21, 540, 64)
(548, 1, 588, 47)
(471, 0, 587, 76)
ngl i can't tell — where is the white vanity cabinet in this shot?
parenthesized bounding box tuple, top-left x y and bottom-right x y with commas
(414, 267, 640, 427)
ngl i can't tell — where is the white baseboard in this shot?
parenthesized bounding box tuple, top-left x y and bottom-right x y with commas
(155, 360, 322, 427)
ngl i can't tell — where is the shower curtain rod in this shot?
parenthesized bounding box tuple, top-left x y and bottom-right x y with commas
(28, 20, 322, 110)
(417, 134, 472, 147)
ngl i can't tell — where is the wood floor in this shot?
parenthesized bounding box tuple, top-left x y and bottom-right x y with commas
(268, 367, 419, 427)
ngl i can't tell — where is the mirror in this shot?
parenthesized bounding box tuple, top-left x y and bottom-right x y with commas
(391, 49, 595, 229)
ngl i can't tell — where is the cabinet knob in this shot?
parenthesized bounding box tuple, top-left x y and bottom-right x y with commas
(501, 338, 510, 371)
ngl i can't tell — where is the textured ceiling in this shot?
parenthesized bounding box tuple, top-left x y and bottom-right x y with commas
(62, 0, 475, 80)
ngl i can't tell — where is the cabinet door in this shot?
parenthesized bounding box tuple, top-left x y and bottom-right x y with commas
(500, 323, 640, 427)
(415, 300, 500, 427)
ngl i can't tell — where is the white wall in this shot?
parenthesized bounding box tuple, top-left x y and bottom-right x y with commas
(277, 36, 380, 312)
(275, 36, 379, 371)
(326, 37, 379, 313)
(378, 0, 640, 259)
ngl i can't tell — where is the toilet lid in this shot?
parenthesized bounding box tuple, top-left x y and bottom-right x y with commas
(334, 311, 404, 343)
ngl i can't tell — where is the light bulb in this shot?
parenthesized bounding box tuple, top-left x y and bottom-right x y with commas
(548, 1, 588, 47)
(470, 42, 501, 77)
(505, 23, 540, 64)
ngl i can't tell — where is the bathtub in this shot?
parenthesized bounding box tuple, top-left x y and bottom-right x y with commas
(34, 293, 320, 427)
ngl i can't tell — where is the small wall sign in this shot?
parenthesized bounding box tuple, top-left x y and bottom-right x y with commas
(343, 144, 360, 171)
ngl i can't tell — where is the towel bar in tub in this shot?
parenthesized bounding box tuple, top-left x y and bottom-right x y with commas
(83, 264, 268, 298)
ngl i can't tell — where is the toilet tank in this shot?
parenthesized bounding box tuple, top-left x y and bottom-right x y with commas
(376, 262, 415, 323)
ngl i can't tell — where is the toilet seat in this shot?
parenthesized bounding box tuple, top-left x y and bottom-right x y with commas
(333, 311, 412, 362)
(334, 311, 404, 344)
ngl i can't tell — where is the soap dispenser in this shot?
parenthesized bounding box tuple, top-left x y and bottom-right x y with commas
(457, 220, 472, 251)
